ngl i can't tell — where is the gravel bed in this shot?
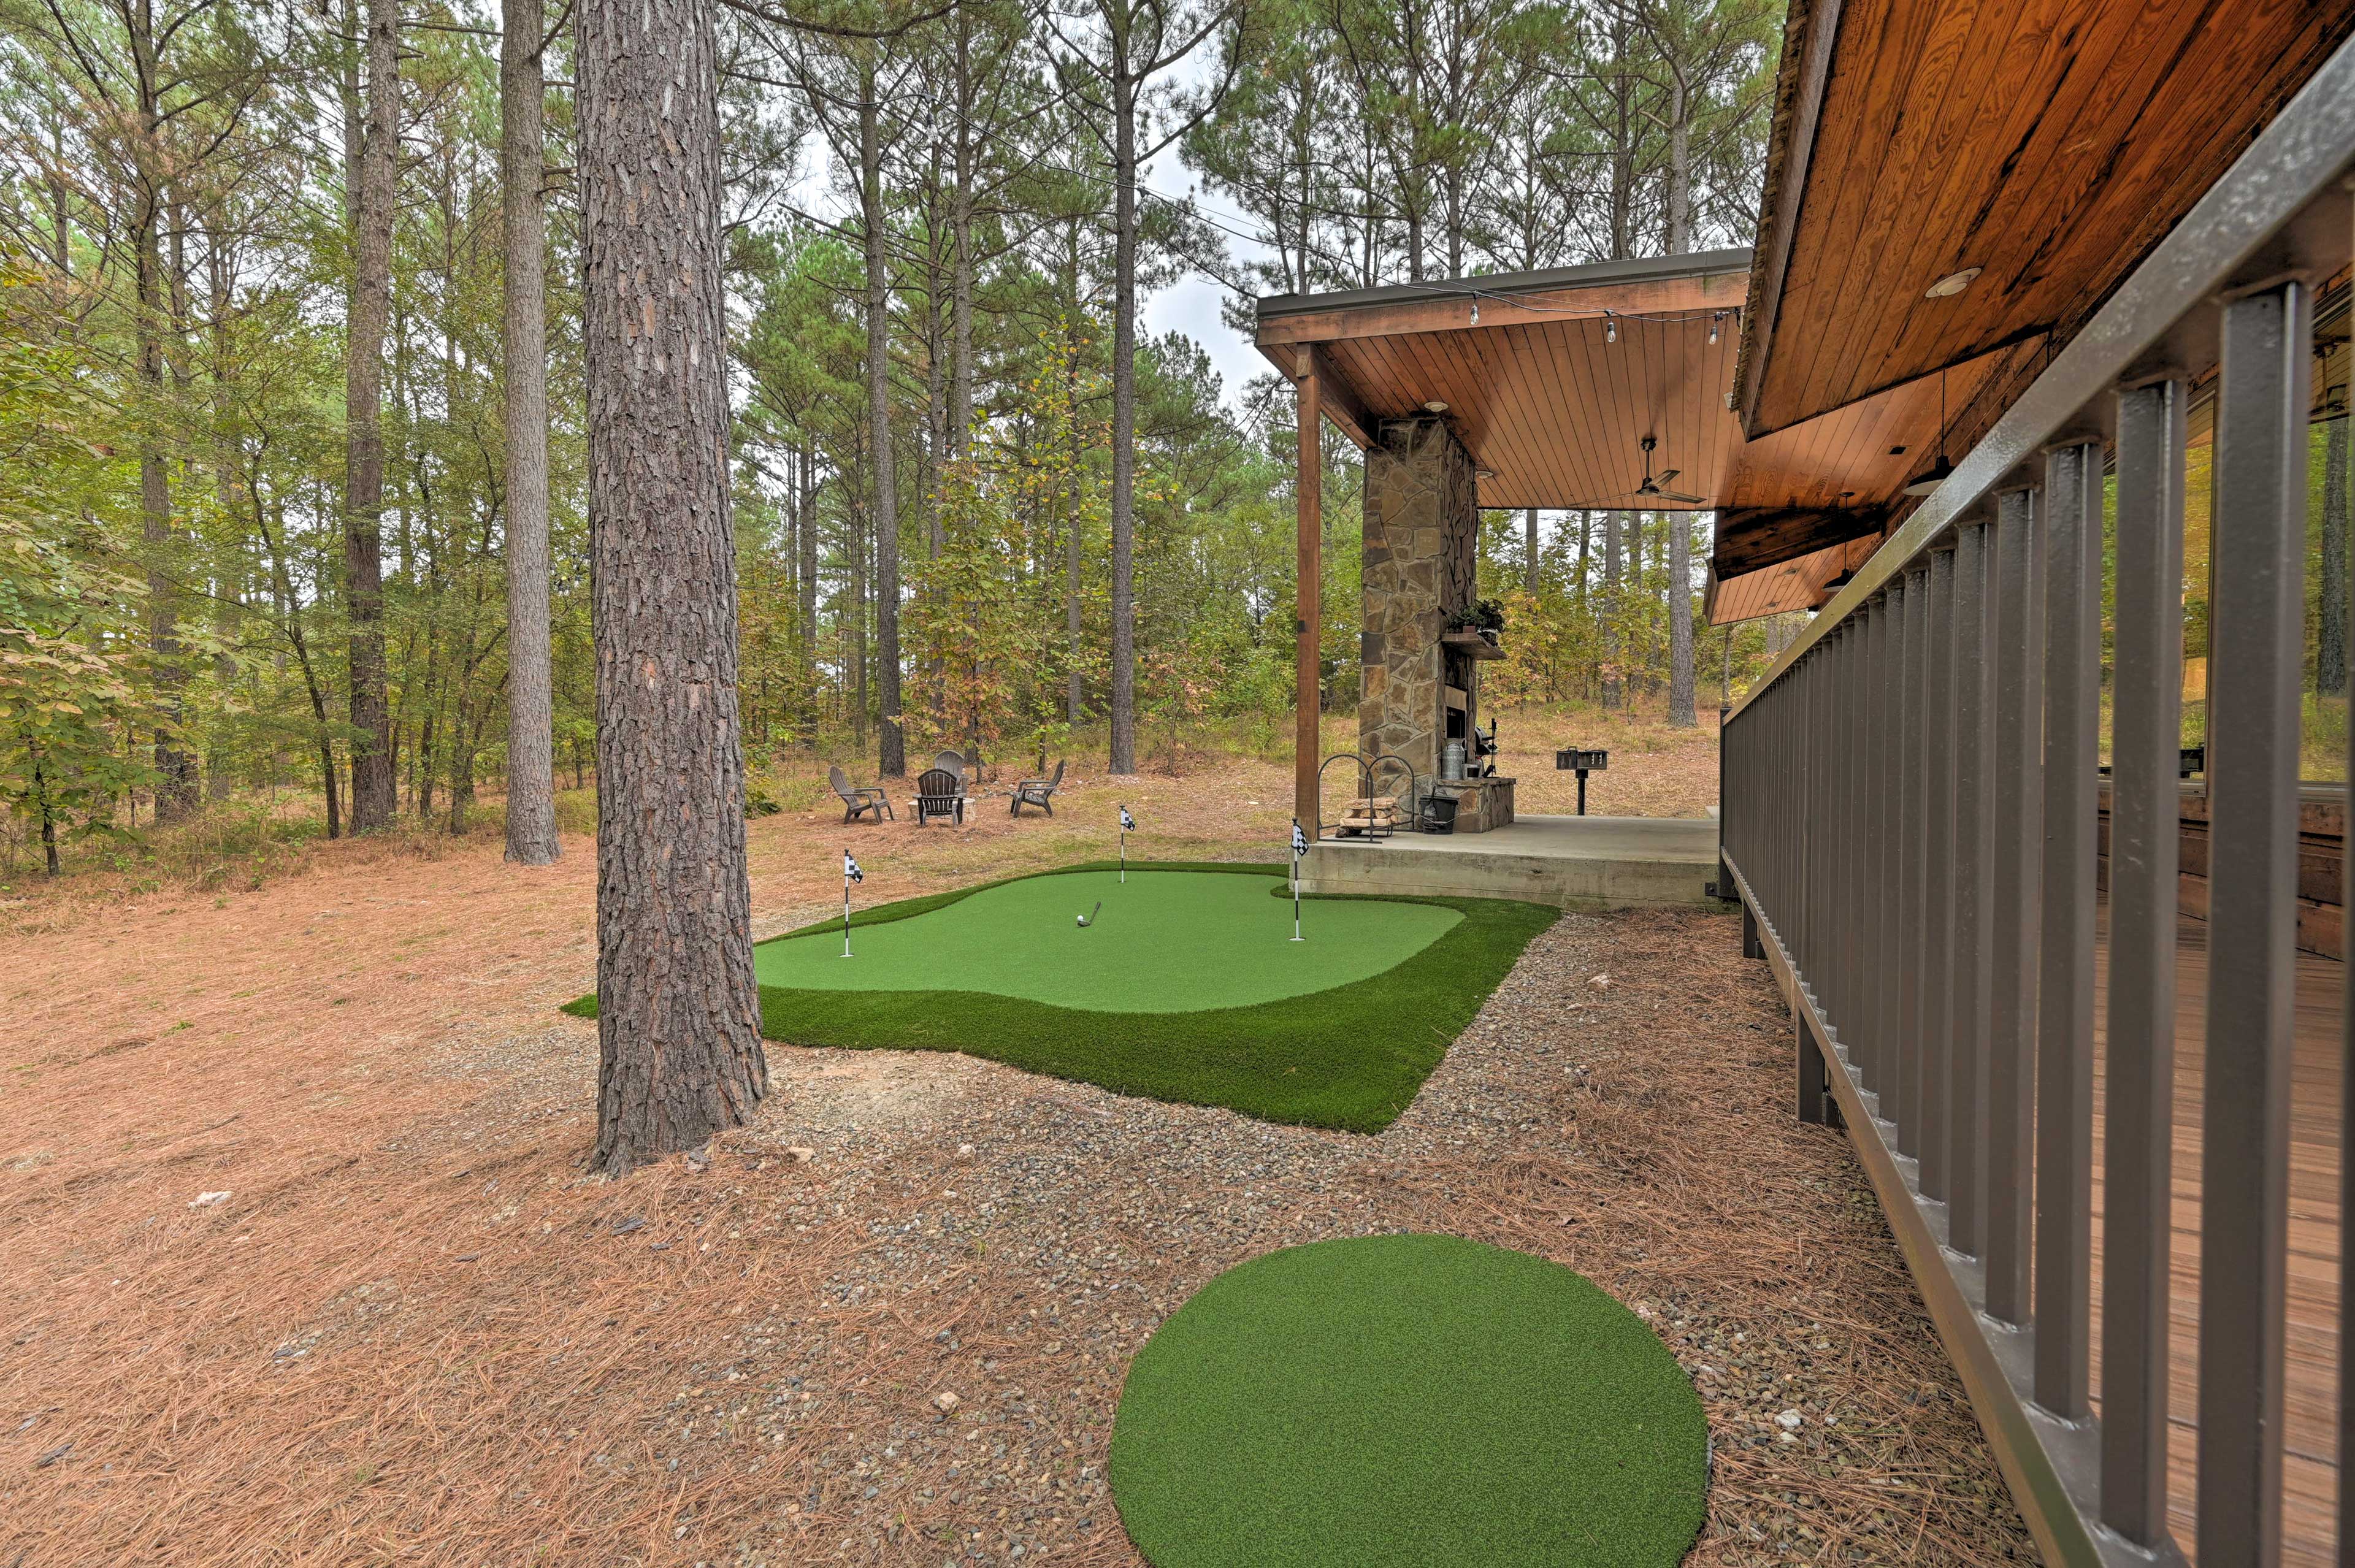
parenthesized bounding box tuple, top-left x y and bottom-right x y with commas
(659, 906, 2038, 1567)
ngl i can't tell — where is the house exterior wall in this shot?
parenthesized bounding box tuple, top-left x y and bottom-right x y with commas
(1360, 414, 1478, 790)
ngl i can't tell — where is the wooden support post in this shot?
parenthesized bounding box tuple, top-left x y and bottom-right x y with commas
(1796, 1000, 1829, 1124)
(1295, 350, 1322, 839)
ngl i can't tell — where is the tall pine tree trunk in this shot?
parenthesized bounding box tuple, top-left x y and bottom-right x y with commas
(344, 0, 399, 832)
(501, 0, 561, 863)
(579, 0, 765, 1176)
(1668, 513, 1696, 725)
(1601, 511, 1622, 710)
(1107, 55, 1141, 773)
(859, 63, 905, 778)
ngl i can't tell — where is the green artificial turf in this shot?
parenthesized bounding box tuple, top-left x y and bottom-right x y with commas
(564, 862, 1555, 1133)
(1108, 1234, 1709, 1568)
(756, 868, 1461, 1012)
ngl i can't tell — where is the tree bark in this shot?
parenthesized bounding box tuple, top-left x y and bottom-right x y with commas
(1523, 507, 1539, 583)
(1601, 510, 1622, 710)
(859, 62, 905, 777)
(344, 0, 398, 832)
(501, 0, 561, 863)
(1668, 512, 1696, 725)
(578, 0, 765, 1176)
(1108, 50, 1140, 773)
(2322, 416, 2348, 695)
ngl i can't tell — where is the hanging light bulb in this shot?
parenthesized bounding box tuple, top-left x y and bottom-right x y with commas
(1604, 313, 1618, 344)
(1469, 299, 1480, 325)
(1707, 313, 1720, 345)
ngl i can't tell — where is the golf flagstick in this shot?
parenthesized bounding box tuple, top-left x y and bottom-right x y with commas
(841, 849, 864, 957)
(1290, 818, 1307, 941)
(1119, 805, 1136, 882)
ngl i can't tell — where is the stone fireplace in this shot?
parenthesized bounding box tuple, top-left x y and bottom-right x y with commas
(1358, 414, 1515, 832)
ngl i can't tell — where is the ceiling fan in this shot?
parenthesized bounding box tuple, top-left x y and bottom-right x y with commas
(1613, 435, 1707, 505)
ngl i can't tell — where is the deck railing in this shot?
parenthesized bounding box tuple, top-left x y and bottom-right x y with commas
(1719, 38, 2355, 1568)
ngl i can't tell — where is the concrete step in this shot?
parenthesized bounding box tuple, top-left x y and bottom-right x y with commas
(1296, 814, 1721, 909)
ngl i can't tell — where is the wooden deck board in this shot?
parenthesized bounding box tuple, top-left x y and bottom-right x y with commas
(2086, 911, 2341, 1562)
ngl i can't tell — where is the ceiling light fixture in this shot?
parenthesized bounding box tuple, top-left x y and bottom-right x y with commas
(1424, 400, 1449, 415)
(1925, 267, 1982, 299)
(1474, 465, 1496, 481)
(1903, 369, 1956, 496)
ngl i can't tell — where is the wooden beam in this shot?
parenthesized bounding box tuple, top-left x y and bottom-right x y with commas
(1255, 270, 1741, 348)
(1734, 0, 1842, 436)
(1712, 505, 1889, 578)
(1295, 355, 1322, 842)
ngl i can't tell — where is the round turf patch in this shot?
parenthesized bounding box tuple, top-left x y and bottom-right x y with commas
(1109, 1234, 1707, 1568)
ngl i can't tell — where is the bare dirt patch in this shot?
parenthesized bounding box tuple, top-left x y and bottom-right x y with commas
(0, 735, 2031, 1565)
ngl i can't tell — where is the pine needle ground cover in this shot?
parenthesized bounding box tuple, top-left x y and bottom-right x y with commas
(564, 863, 1555, 1132)
(1109, 1234, 1709, 1567)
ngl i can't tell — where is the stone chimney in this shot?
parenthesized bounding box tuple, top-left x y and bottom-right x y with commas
(1359, 414, 1479, 794)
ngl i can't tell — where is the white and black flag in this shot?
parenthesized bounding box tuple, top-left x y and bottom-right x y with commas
(1292, 820, 1308, 859)
(1120, 806, 1136, 833)
(843, 851, 864, 884)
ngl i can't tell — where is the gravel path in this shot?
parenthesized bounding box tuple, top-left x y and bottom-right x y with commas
(664, 906, 2038, 1567)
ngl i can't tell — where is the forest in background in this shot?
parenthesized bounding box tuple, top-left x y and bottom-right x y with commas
(0, 0, 1785, 878)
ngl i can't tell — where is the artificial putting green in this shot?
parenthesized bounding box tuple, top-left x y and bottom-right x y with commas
(754, 868, 1461, 1012)
(1109, 1234, 1709, 1568)
(564, 862, 1557, 1133)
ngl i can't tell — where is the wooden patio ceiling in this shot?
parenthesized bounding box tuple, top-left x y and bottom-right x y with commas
(1254, 253, 2016, 624)
(1733, 0, 2355, 443)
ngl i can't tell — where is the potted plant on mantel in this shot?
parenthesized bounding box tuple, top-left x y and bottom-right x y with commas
(1441, 598, 1506, 658)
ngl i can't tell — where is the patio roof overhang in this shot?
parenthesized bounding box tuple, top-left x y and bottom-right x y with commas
(1252, 253, 2021, 626)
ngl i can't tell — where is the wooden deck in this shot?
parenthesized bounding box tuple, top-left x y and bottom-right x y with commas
(2089, 911, 2342, 1561)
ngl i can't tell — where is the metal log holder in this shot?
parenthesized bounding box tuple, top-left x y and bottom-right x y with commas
(1555, 748, 1610, 815)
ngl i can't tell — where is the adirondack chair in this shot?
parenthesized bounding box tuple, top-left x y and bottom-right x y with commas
(830, 765, 892, 824)
(913, 766, 966, 826)
(930, 750, 968, 784)
(1009, 758, 1064, 817)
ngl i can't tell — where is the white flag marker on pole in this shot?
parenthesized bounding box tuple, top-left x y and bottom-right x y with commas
(1119, 805, 1136, 882)
(841, 849, 864, 957)
(1290, 818, 1308, 941)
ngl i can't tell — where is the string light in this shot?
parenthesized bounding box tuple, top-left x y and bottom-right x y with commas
(1604, 313, 1617, 344)
(1707, 313, 1721, 345)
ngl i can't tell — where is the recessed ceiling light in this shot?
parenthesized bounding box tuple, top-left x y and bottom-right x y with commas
(1888, 445, 1907, 456)
(1474, 465, 1496, 480)
(1425, 400, 1449, 414)
(1925, 267, 1982, 299)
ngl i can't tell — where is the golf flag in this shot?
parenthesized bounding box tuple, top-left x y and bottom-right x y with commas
(1289, 819, 1306, 941)
(841, 850, 862, 958)
(1119, 805, 1135, 882)
(1120, 806, 1136, 833)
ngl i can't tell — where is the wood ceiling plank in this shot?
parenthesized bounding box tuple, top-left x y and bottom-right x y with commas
(1747, 0, 2355, 436)
(1781, 0, 2011, 431)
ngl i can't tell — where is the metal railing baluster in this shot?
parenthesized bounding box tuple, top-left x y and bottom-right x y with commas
(2198, 279, 2310, 1568)
(1901, 565, 1930, 1157)
(2035, 438, 2102, 1420)
(2102, 373, 2186, 1547)
(1987, 484, 2042, 1325)
(1950, 518, 1991, 1258)
(1923, 546, 1957, 1203)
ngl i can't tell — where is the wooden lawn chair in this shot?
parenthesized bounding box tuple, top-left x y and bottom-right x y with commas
(913, 766, 966, 826)
(1009, 758, 1065, 817)
(830, 764, 892, 824)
